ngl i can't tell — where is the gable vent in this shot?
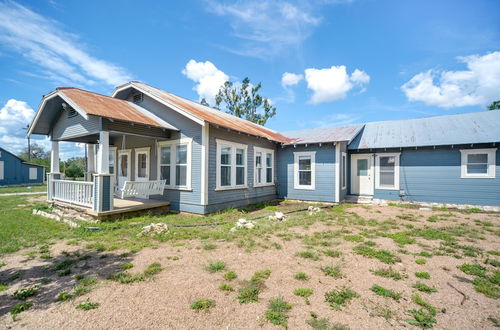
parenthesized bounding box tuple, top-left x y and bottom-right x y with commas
(133, 93, 143, 104)
(67, 108, 77, 118)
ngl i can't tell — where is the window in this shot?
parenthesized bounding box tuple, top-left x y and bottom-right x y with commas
(134, 147, 150, 180)
(0, 161, 3, 180)
(109, 147, 116, 175)
(375, 153, 400, 190)
(254, 147, 274, 186)
(29, 168, 37, 180)
(120, 154, 128, 177)
(341, 152, 347, 190)
(460, 148, 497, 178)
(294, 151, 316, 190)
(157, 138, 192, 189)
(216, 139, 247, 190)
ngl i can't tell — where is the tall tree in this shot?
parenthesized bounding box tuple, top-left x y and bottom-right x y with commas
(18, 142, 49, 160)
(488, 100, 500, 110)
(202, 77, 277, 126)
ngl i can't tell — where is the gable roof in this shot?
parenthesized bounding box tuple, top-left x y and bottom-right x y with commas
(282, 124, 364, 145)
(348, 110, 500, 149)
(0, 147, 45, 167)
(112, 81, 292, 143)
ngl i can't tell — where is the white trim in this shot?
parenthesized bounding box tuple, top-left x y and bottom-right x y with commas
(350, 154, 375, 195)
(293, 151, 316, 190)
(157, 138, 193, 190)
(375, 152, 400, 190)
(201, 123, 209, 205)
(117, 149, 132, 187)
(341, 151, 347, 190)
(215, 138, 248, 190)
(51, 141, 60, 174)
(134, 147, 150, 181)
(335, 144, 340, 202)
(460, 148, 497, 179)
(254, 146, 275, 187)
(97, 131, 110, 175)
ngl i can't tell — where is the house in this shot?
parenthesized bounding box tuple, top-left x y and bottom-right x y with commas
(27, 81, 500, 217)
(0, 147, 45, 186)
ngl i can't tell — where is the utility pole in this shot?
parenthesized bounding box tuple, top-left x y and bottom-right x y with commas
(24, 124, 31, 160)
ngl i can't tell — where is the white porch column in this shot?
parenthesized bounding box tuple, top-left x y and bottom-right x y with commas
(97, 131, 109, 174)
(50, 141, 60, 174)
(86, 144, 95, 182)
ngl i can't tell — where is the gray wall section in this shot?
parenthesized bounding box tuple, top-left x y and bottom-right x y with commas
(277, 144, 337, 202)
(207, 126, 279, 212)
(349, 145, 500, 206)
(52, 110, 101, 140)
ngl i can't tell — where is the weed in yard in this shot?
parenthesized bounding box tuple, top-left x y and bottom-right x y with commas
(413, 282, 437, 293)
(56, 291, 73, 301)
(387, 232, 415, 245)
(417, 251, 433, 258)
(76, 300, 100, 310)
(297, 250, 320, 261)
(306, 316, 349, 330)
(321, 265, 342, 279)
(13, 286, 39, 300)
(324, 286, 359, 310)
(144, 262, 162, 277)
(73, 277, 98, 296)
(191, 299, 216, 312)
(223, 270, 237, 281)
(120, 262, 134, 270)
(294, 288, 313, 304)
(271, 242, 283, 250)
(343, 235, 364, 242)
(294, 272, 310, 281)
(370, 268, 404, 280)
(265, 297, 292, 328)
(427, 216, 438, 223)
(406, 308, 436, 328)
(487, 250, 500, 256)
(10, 301, 33, 321)
(371, 285, 401, 301)
(203, 243, 217, 250)
(219, 283, 234, 291)
(238, 283, 260, 303)
(485, 259, 500, 267)
(0, 283, 8, 291)
(415, 258, 427, 265)
(458, 263, 487, 277)
(108, 272, 144, 284)
(322, 249, 342, 258)
(354, 245, 397, 264)
(0, 262, 6, 268)
(473, 277, 499, 299)
(86, 242, 106, 252)
(205, 260, 226, 273)
(75, 274, 85, 281)
(415, 272, 431, 279)
(412, 294, 436, 316)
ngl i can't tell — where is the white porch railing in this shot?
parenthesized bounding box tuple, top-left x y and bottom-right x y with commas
(118, 180, 166, 199)
(53, 179, 94, 207)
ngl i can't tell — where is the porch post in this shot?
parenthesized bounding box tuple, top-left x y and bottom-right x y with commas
(93, 131, 113, 212)
(47, 141, 61, 202)
(86, 144, 95, 181)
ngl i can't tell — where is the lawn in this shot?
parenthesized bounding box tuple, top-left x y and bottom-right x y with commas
(0, 195, 499, 329)
(0, 184, 47, 194)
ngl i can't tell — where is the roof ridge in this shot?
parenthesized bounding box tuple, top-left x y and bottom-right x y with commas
(57, 87, 129, 102)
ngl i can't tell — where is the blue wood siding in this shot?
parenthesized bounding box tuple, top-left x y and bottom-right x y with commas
(0, 148, 44, 186)
(277, 144, 337, 202)
(349, 146, 500, 206)
(207, 126, 278, 212)
(52, 110, 101, 140)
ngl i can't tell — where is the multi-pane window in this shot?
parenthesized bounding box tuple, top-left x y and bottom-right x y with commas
(159, 146, 171, 185)
(294, 151, 316, 190)
(216, 139, 247, 189)
(254, 147, 274, 186)
(137, 153, 147, 178)
(176, 144, 187, 186)
(298, 156, 312, 185)
(158, 139, 192, 189)
(460, 149, 497, 178)
(375, 153, 400, 190)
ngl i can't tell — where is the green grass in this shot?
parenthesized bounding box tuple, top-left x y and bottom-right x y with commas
(203, 243, 217, 250)
(322, 249, 342, 258)
(294, 272, 310, 281)
(0, 283, 8, 291)
(238, 284, 260, 304)
(353, 245, 397, 264)
(251, 269, 271, 282)
(412, 294, 437, 316)
(387, 232, 416, 245)
(415, 258, 427, 265)
(370, 268, 404, 280)
(191, 299, 216, 312)
(343, 235, 364, 242)
(413, 282, 437, 293)
(294, 288, 313, 298)
(120, 262, 134, 270)
(265, 297, 292, 328)
(324, 286, 359, 310)
(219, 283, 234, 291)
(415, 272, 431, 279)
(13, 286, 39, 300)
(297, 250, 320, 261)
(0, 184, 47, 194)
(56, 291, 73, 301)
(370, 285, 401, 301)
(406, 308, 436, 328)
(223, 270, 237, 281)
(205, 260, 226, 273)
(76, 301, 100, 310)
(108, 272, 144, 284)
(473, 277, 499, 299)
(144, 262, 162, 277)
(321, 265, 342, 278)
(10, 301, 33, 321)
(458, 263, 487, 277)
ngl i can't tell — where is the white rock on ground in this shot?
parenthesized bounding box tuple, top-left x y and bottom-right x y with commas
(308, 206, 321, 215)
(138, 223, 169, 236)
(268, 211, 287, 221)
(231, 218, 256, 231)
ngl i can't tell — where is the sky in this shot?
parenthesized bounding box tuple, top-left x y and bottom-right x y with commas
(0, 0, 499, 159)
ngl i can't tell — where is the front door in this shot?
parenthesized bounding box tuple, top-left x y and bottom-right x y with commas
(351, 154, 374, 195)
(134, 148, 150, 182)
(118, 149, 131, 189)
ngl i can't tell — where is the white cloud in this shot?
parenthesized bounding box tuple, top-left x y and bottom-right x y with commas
(304, 65, 370, 104)
(401, 51, 500, 108)
(182, 59, 229, 104)
(206, 0, 322, 58)
(281, 72, 304, 87)
(0, 1, 132, 87)
(0, 99, 35, 153)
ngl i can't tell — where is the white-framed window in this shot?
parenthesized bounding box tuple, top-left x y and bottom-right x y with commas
(254, 147, 274, 187)
(375, 153, 400, 190)
(216, 139, 248, 190)
(157, 138, 192, 190)
(460, 148, 497, 179)
(294, 151, 316, 190)
(341, 152, 347, 190)
(134, 147, 150, 180)
(29, 167, 37, 180)
(109, 147, 117, 175)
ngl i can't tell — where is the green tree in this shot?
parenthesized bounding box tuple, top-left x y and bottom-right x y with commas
(63, 157, 85, 179)
(488, 100, 500, 110)
(202, 77, 277, 126)
(18, 142, 50, 168)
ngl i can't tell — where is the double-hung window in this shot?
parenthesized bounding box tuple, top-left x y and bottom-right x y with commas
(216, 139, 247, 190)
(294, 151, 316, 190)
(375, 153, 400, 190)
(460, 148, 496, 178)
(157, 138, 192, 189)
(254, 147, 274, 186)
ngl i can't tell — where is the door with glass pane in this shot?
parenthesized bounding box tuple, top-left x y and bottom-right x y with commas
(117, 150, 131, 189)
(351, 154, 374, 195)
(134, 148, 150, 182)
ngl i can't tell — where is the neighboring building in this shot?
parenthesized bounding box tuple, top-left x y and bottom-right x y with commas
(0, 147, 45, 186)
(27, 82, 500, 217)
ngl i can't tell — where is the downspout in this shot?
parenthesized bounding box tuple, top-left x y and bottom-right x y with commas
(335, 142, 340, 203)
(201, 122, 209, 206)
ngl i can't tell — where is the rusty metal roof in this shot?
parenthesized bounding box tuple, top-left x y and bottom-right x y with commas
(58, 88, 165, 128)
(348, 111, 500, 149)
(124, 82, 292, 143)
(282, 124, 364, 145)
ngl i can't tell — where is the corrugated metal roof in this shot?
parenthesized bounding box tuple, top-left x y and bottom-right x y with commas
(58, 88, 166, 128)
(282, 124, 364, 145)
(124, 82, 292, 143)
(348, 111, 500, 149)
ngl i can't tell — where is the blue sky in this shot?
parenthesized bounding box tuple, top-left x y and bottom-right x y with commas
(0, 0, 499, 159)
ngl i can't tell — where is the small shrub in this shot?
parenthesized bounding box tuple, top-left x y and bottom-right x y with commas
(412, 294, 436, 316)
(413, 282, 437, 293)
(324, 286, 359, 310)
(10, 301, 33, 321)
(56, 291, 73, 301)
(13, 286, 39, 300)
(120, 263, 134, 270)
(294, 288, 313, 298)
(415, 258, 427, 265)
(458, 263, 487, 277)
(370, 268, 403, 280)
(265, 297, 292, 327)
(343, 235, 364, 242)
(203, 243, 217, 250)
(322, 249, 342, 258)
(223, 270, 237, 281)
(406, 308, 436, 328)
(321, 265, 342, 279)
(144, 262, 162, 277)
(297, 251, 320, 261)
(371, 285, 401, 301)
(294, 272, 310, 281)
(415, 272, 431, 280)
(205, 260, 226, 273)
(354, 245, 396, 264)
(191, 299, 215, 312)
(219, 283, 234, 291)
(76, 301, 100, 310)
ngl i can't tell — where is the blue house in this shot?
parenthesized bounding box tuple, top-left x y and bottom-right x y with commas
(0, 147, 45, 186)
(27, 82, 500, 217)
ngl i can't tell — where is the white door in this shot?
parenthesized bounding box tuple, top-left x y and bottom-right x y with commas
(351, 154, 374, 195)
(134, 148, 150, 182)
(117, 150, 131, 189)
